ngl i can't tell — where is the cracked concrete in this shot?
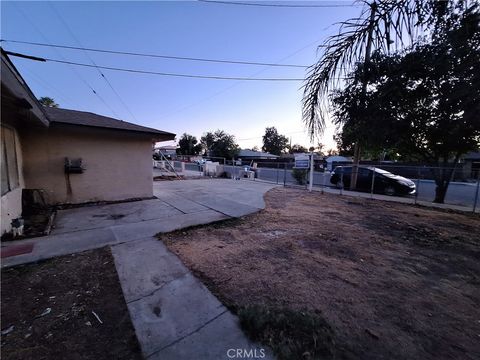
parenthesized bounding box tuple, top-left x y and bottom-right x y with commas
(112, 237, 273, 360)
(1, 179, 277, 359)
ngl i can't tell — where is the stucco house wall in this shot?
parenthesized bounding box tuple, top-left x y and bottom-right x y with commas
(1, 125, 25, 235)
(20, 124, 154, 205)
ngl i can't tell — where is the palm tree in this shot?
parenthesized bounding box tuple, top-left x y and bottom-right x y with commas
(38, 96, 59, 108)
(302, 0, 452, 189)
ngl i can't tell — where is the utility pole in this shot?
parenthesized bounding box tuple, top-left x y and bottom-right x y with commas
(309, 150, 314, 192)
(350, 1, 377, 191)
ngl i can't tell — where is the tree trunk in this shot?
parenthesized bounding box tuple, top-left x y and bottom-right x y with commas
(433, 183, 448, 203)
(432, 156, 460, 204)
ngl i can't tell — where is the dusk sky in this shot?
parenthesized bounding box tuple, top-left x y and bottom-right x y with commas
(1, 1, 361, 150)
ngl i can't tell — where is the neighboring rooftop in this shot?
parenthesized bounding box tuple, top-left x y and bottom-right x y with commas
(238, 149, 279, 159)
(464, 151, 480, 160)
(44, 107, 175, 139)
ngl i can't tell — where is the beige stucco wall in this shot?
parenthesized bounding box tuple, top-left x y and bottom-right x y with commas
(1, 126, 25, 235)
(21, 124, 154, 205)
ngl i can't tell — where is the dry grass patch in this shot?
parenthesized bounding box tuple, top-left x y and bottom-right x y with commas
(160, 188, 480, 360)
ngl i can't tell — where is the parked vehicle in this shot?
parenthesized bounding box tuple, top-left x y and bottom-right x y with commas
(195, 159, 206, 165)
(330, 166, 416, 196)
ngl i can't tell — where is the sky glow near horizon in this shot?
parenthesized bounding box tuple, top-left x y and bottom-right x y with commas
(1, 1, 361, 150)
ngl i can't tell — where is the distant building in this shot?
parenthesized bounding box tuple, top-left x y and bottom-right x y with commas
(325, 155, 352, 171)
(462, 151, 480, 179)
(154, 145, 178, 159)
(1, 50, 175, 235)
(237, 149, 279, 160)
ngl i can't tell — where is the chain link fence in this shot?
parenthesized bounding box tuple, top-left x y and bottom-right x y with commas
(161, 156, 480, 212)
(220, 161, 480, 213)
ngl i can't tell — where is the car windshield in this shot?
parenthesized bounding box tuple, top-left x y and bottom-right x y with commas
(373, 168, 396, 178)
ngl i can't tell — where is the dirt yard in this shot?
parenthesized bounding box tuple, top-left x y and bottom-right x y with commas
(1, 247, 141, 360)
(161, 188, 480, 360)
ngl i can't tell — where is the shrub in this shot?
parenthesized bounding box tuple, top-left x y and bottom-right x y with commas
(292, 168, 308, 185)
(238, 305, 335, 360)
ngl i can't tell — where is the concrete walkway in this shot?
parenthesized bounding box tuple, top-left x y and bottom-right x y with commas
(1, 179, 276, 359)
(112, 237, 272, 359)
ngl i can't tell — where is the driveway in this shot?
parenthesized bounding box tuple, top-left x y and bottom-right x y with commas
(153, 178, 276, 217)
(1, 179, 277, 360)
(3, 179, 276, 267)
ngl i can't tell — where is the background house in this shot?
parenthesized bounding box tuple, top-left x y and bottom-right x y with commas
(1, 50, 175, 235)
(154, 145, 178, 160)
(237, 149, 279, 161)
(462, 151, 480, 180)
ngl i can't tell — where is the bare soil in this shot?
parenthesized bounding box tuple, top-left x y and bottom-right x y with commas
(1, 247, 141, 360)
(161, 188, 480, 360)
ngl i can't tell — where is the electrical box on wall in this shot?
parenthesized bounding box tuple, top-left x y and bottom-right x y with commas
(64, 157, 84, 174)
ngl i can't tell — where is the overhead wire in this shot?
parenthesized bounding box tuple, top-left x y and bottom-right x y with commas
(197, 0, 360, 8)
(48, 2, 137, 122)
(4, 52, 307, 81)
(154, 26, 340, 120)
(0, 39, 312, 68)
(11, 3, 121, 118)
(20, 65, 79, 108)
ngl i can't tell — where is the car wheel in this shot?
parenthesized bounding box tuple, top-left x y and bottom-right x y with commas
(384, 185, 396, 196)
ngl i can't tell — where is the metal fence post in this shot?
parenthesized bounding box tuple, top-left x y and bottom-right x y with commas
(322, 170, 327, 194)
(276, 163, 279, 184)
(340, 169, 344, 196)
(232, 158, 236, 180)
(283, 163, 287, 187)
(473, 172, 480, 213)
(370, 167, 376, 199)
(414, 167, 420, 205)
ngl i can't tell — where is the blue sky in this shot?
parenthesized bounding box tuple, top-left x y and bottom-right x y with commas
(1, 1, 361, 150)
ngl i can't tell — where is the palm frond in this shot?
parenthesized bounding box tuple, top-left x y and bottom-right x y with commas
(302, 0, 442, 141)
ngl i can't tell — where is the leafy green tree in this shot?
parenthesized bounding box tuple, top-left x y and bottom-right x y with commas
(200, 130, 240, 159)
(303, 0, 458, 190)
(177, 133, 202, 155)
(262, 127, 288, 156)
(38, 97, 58, 108)
(303, 0, 456, 137)
(332, 5, 480, 203)
(288, 144, 308, 154)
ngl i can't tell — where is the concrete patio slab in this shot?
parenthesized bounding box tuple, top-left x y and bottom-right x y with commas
(52, 199, 183, 234)
(1, 227, 117, 268)
(111, 209, 228, 242)
(158, 193, 210, 214)
(2, 179, 278, 359)
(154, 179, 276, 215)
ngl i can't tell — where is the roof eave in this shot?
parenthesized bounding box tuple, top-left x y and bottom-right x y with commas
(50, 120, 175, 140)
(1, 50, 49, 127)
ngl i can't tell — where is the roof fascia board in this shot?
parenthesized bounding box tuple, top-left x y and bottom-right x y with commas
(1, 54, 49, 127)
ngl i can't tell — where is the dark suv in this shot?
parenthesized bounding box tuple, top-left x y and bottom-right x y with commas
(330, 166, 416, 196)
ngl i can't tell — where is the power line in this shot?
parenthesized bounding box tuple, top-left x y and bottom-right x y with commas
(48, 3, 137, 122)
(198, 0, 359, 8)
(11, 3, 121, 118)
(0, 39, 312, 68)
(4, 51, 306, 81)
(156, 16, 343, 120)
(156, 34, 328, 120)
(21, 66, 79, 108)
